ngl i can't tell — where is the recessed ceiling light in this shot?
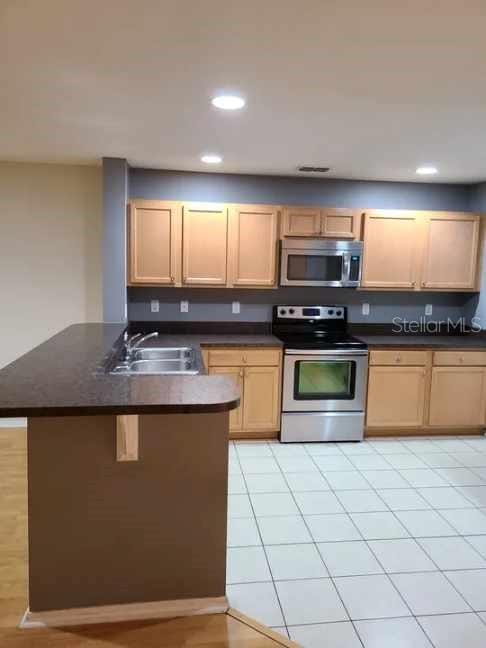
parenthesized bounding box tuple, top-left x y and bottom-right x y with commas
(416, 166, 438, 175)
(211, 95, 245, 110)
(201, 154, 223, 164)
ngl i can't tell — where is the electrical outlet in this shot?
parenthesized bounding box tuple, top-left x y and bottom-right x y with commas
(150, 300, 159, 313)
(362, 303, 370, 316)
(180, 300, 189, 313)
(232, 301, 240, 314)
(425, 304, 433, 316)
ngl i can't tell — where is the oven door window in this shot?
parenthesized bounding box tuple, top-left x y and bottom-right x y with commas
(294, 360, 356, 400)
(287, 254, 343, 282)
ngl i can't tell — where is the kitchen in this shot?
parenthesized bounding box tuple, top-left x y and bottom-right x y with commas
(2, 2, 486, 648)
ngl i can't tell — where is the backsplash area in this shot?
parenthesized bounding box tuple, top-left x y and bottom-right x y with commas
(128, 287, 478, 325)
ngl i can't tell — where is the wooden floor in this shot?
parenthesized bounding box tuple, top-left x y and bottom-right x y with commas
(0, 428, 297, 647)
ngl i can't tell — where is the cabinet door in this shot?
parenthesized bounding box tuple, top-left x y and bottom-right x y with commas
(182, 203, 228, 285)
(209, 366, 244, 432)
(128, 201, 181, 285)
(429, 367, 486, 427)
(366, 366, 426, 427)
(242, 366, 280, 431)
(361, 211, 419, 289)
(229, 205, 279, 286)
(282, 207, 320, 237)
(421, 213, 480, 290)
(320, 208, 360, 239)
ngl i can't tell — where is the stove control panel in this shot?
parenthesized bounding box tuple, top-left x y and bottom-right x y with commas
(276, 305, 346, 320)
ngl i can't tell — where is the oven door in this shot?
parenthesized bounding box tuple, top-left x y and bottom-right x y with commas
(282, 350, 368, 412)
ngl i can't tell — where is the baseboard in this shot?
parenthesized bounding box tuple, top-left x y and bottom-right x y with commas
(20, 595, 229, 629)
(366, 427, 486, 437)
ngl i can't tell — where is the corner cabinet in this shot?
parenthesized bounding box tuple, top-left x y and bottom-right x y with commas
(204, 347, 282, 439)
(361, 210, 481, 292)
(228, 204, 279, 287)
(182, 203, 228, 286)
(128, 200, 182, 285)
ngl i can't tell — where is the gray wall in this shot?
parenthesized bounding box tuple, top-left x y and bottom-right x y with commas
(130, 169, 473, 211)
(102, 158, 128, 322)
(126, 168, 481, 325)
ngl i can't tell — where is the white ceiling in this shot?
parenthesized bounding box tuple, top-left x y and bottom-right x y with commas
(2, 0, 486, 182)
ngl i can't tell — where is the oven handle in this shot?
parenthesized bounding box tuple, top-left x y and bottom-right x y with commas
(285, 349, 369, 356)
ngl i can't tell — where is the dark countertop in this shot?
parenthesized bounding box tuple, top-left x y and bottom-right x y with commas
(0, 324, 249, 418)
(357, 334, 486, 350)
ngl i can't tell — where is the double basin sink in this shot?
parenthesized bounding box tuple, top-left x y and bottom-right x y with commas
(110, 347, 199, 375)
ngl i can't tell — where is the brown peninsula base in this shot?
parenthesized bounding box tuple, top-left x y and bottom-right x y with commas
(25, 412, 229, 624)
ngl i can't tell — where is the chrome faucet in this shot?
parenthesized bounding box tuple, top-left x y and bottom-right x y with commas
(125, 331, 159, 355)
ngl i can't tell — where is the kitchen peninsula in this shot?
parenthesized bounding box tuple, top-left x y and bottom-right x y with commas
(0, 323, 241, 627)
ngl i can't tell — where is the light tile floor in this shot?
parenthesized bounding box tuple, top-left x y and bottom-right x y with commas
(226, 435, 486, 647)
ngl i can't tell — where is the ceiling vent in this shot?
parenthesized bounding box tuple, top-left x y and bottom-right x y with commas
(298, 166, 330, 173)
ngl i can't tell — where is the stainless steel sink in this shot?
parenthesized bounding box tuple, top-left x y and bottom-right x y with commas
(108, 346, 200, 375)
(131, 347, 193, 361)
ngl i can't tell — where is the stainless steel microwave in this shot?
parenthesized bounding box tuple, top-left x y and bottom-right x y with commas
(280, 239, 363, 287)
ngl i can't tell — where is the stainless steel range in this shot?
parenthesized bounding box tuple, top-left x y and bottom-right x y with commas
(272, 305, 368, 443)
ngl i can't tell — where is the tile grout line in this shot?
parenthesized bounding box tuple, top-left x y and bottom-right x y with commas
(235, 440, 290, 635)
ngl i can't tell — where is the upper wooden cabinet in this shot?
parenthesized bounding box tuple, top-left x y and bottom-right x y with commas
(228, 205, 279, 287)
(361, 210, 481, 292)
(362, 211, 419, 289)
(421, 213, 480, 290)
(320, 208, 359, 239)
(282, 206, 360, 239)
(128, 200, 181, 285)
(282, 207, 321, 236)
(182, 203, 228, 286)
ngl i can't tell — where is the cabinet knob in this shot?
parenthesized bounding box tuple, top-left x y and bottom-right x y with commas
(395, 356, 402, 363)
(242, 356, 247, 364)
(459, 356, 464, 363)
(170, 276, 175, 282)
(239, 368, 244, 377)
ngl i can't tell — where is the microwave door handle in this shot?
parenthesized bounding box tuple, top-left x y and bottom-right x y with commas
(343, 254, 351, 285)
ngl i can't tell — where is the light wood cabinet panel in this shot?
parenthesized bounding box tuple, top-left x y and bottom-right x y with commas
(208, 348, 281, 367)
(369, 350, 429, 366)
(367, 366, 426, 427)
(421, 213, 480, 290)
(429, 367, 486, 427)
(128, 200, 181, 285)
(228, 205, 279, 287)
(433, 351, 486, 367)
(320, 208, 360, 239)
(242, 366, 281, 432)
(209, 366, 244, 432)
(182, 203, 228, 285)
(282, 207, 321, 237)
(361, 211, 419, 289)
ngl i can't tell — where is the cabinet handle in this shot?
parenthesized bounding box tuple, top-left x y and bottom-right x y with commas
(395, 356, 402, 363)
(170, 276, 175, 282)
(459, 356, 464, 363)
(242, 356, 247, 364)
(239, 368, 244, 378)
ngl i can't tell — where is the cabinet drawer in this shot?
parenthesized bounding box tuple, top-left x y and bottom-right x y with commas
(207, 348, 281, 367)
(369, 350, 428, 366)
(433, 351, 486, 366)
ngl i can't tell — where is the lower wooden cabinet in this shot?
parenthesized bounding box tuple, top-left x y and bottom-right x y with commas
(367, 366, 426, 428)
(205, 347, 282, 439)
(366, 348, 486, 435)
(428, 367, 486, 427)
(242, 366, 280, 432)
(208, 366, 244, 432)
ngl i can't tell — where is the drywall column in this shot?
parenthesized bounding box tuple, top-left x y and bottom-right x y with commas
(103, 157, 128, 322)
